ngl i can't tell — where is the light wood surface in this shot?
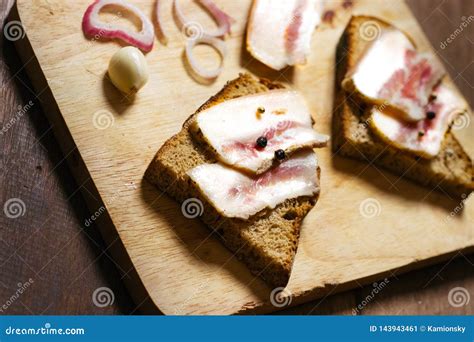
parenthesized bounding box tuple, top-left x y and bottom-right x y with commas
(12, 0, 473, 315)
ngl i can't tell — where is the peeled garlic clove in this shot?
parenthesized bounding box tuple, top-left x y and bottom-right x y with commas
(108, 46, 149, 94)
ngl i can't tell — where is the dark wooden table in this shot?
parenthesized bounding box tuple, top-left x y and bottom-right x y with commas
(0, 0, 472, 315)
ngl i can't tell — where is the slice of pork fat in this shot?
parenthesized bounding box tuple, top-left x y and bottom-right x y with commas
(342, 27, 445, 122)
(246, 0, 325, 70)
(369, 82, 468, 158)
(187, 150, 320, 220)
(192, 90, 329, 175)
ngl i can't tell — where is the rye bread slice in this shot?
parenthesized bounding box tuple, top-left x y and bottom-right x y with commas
(145, 73, 320, 287)
(333, 15, 474, 197)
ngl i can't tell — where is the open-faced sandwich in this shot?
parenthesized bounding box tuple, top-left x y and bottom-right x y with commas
(145, 73, 328, 287)
(333, 15, 473, 197)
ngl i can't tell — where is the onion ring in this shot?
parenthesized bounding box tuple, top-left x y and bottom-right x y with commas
(185, 35, 227, 82)
(174, 0, 234, 39)
(155, 0, 169, 45)
(82, 0, 155, 52)
(197, 0, 235, 36)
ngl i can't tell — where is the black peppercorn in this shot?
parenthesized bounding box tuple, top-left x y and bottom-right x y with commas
(256, 136, 267, 148)
(426, 111, 436, 120)
(275, 149, 286, 160)
(418, 130, 425, 137)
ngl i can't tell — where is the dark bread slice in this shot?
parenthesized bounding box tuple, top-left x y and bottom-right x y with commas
(145, 73, 319, 287)
(333, 15, 474, 197)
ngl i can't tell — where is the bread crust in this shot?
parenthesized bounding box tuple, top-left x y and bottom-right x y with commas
(333, 15, 474, 197)
(145, 73, 320, 287)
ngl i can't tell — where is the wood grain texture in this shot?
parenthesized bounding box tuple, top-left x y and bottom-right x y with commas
(0, 0, 136, 314)
(0, 0, 472, 315)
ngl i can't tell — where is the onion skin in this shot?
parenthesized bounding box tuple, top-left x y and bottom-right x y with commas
(175, 0, 234, 82)
(197, 0, 235, 37)
(173, 0, 234, 39)
(185, 35, 227, 83)
(155, 0, 169, 45)
(82, 0, 155, 52)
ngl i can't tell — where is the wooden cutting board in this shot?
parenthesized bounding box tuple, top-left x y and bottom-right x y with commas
(12, 0, 473, 314)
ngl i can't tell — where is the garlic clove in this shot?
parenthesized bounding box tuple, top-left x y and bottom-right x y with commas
(108, 46, 149, 94)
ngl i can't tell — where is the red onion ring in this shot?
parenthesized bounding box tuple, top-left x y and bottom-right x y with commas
(185, 35, 227, 82)
(82, 0, 155, 52)
(155, 0, 169, 45)
(173, 0, 234, 39)
(197, 0, 235, 36)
